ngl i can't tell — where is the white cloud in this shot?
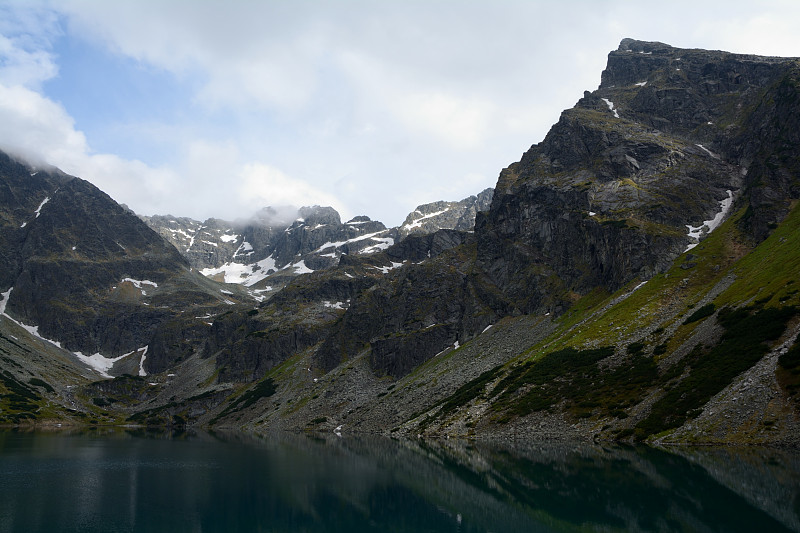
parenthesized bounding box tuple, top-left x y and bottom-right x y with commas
(690, 12, 800, 57)
(0, 81, 182, 211)
(0, 34, 57, 88)
(0, 2, 61, 89)
(58, 0, 329, 111)
(0, 83, 87, 165)
(1, 0, 800, 229)
(392, 91, 495, 150)
(238, 163, 346, 218)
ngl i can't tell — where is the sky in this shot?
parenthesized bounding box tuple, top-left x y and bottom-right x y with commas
(1, 1, 800, 227)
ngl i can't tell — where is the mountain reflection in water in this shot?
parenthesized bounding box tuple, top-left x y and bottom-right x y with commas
(0, 429, 798, 532)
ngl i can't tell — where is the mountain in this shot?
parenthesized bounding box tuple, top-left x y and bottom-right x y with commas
(191, 38, 799, 444)
(397, 188, 493, 239)
(1, 39, 799, 446)
(142, 190, 493, 292)
(0, 151, 255, 424)
(142, 207, 393, 273)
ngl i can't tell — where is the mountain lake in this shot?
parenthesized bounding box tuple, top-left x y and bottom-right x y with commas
(0, 429, 798, 532)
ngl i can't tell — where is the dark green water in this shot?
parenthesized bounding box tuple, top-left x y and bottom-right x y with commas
(0, 429, 798, 532)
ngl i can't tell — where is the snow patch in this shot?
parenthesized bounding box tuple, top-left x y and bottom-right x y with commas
(168, 228, 193, 239)
(220, 233, 239, 243)
(685, 190, 734, 251)
(121, 278, 158, 289)
(314, 231, 391, 255)
(372, 261, 404, 274)
(233, 241, 254, 257)
(635, 81, 647, 86)
(220, 289, 233, 295)
(34, 196, 50, 218)
(200, 255, 277, 286)
(695, 144, 719, 159)
(589, 211, 596, 217)
(249, 287, 273, 302)
(290, 260, 314, 274)
(0, 288, 11, 315)
(401, 208, 450, 230)
(601, 98, 619, 118)
(482, 324, 493, 334)
(74, 351, 127, 378)
(0, 295, 64, 350)
(359, 237, 394, 254)
(22, 324, 61, 347)
(323, 301, 346, 310)
(120, 278, 158, 296)
(138, 346, 149, 377)
(185, 225, 204, 250)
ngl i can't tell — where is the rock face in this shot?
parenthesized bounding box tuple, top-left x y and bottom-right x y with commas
(303, 39, 800, 378)
(0, 151, 236, 371)
(398, 188, 493, 239)
(144, 206, 396, 288)
(4, 40, 800, 446)
(139, 215, 243, 271)
(204, 39, 800, 386)
(600, 38, 799, 241)
(477, 38, 798, 313)
(145, 191, 495, 291)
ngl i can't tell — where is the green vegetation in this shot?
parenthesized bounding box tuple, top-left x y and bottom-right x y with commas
(28, 377, 54, 393)
(436, 366, 503, 420)
(683, 303, 716, 324)
(480, 300, 795, 440)
(488, 346, 658, 420)
(0, 370, 42, 423)
(717, 201, 800, 308)
(127, 389, 227, 427)
(777, 334, 800, 404)
(210, 377, 277, 424)
(231, 377, 277, 411)
(413, 198, 800, 443)
(636, 305, 796, 439)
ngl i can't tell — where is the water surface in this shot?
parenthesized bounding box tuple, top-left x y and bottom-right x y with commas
(0, 429, 798, 532)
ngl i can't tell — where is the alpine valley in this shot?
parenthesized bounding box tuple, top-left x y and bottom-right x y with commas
(1, 39, 799, 446)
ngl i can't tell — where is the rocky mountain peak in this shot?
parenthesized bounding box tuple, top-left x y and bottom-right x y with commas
(297, 205, 341, 226)
(398, 188, 493, 239)
(0, 151, 235, 365)
(144, 189, 496, 291)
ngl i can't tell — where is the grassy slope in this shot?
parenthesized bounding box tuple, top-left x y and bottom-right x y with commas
(412, 200, 800, 443)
